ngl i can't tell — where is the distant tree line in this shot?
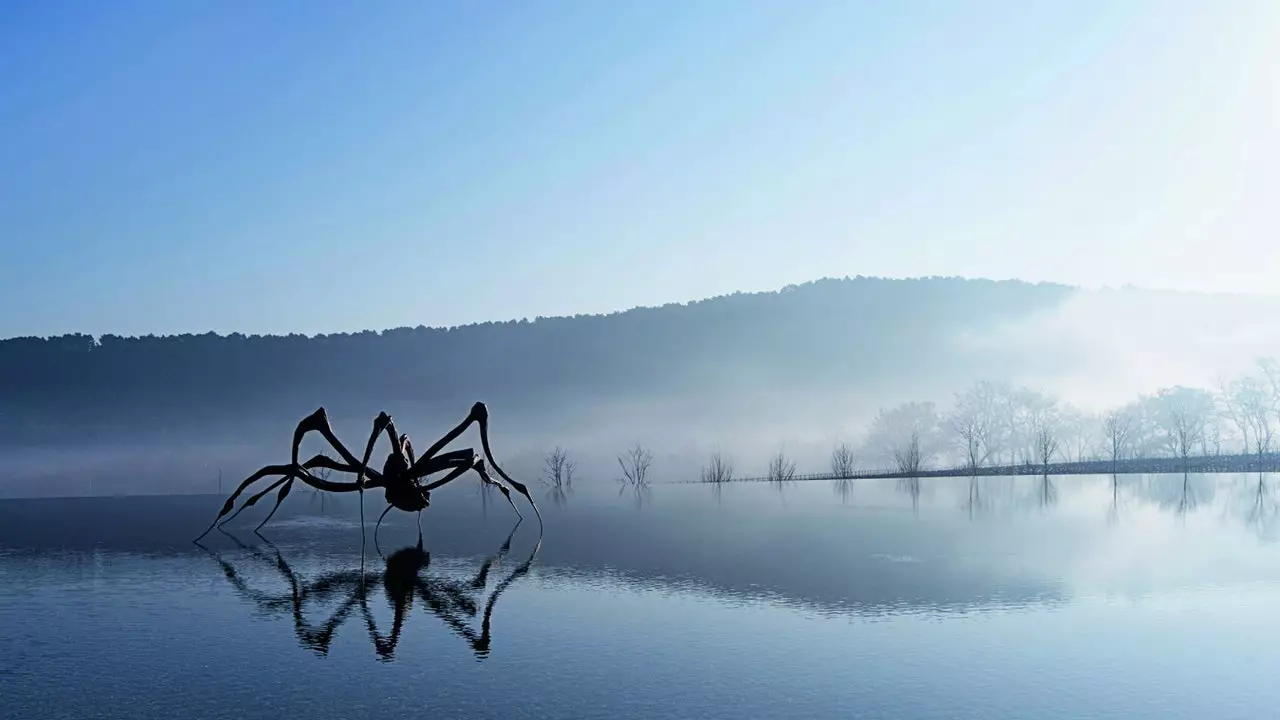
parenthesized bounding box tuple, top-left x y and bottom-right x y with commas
(598, 358, 1280, 485)
(0, 276, 1071, 446)
(858, 358, 1280, 477)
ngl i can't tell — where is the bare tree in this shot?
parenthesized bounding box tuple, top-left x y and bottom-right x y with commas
(1127, 394, 1163, 459)
(1235, 366, 1277, 465)
(1205, 423, 1222, 456)
(1156, 386, 1213, 474)
(893, 430, 923, 475)
(1056, 405, 1099, 463)
(1036, 426, 1059, 475)
(1245, 392, 1276, 465)
(1009, 387, 1057, 466)
(949, 385, 996, 477)
(1170, 411, 1201, 473)
(830, 443, 856, 477)
(701, 451, 734, 484)
(766, 448, 796, 485)
(1218, 376, 1252, 455)
(617, 443, 653, 487)
(1102, 407, 1134, 473)
(982, 380, 1017, 465)
(543, 446, 575, 488)
(863, 401, 942, 469)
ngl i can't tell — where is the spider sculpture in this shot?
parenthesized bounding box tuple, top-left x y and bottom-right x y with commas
(195, 401, 540, 541)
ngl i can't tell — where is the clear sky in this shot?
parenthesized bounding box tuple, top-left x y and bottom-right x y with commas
(2, 0, 1277, 338)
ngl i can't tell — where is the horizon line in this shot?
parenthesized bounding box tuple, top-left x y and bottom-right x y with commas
(2, 273, 1270, 343)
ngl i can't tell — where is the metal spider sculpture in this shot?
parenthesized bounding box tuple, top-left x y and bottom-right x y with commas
(195, 401, 540, 542)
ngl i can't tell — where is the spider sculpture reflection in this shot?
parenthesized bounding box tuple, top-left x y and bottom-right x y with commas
(196, 402, 539, 541)
(199, 523, 539, 660)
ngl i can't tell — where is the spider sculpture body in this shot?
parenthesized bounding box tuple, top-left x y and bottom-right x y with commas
(196, 401, 539, 541)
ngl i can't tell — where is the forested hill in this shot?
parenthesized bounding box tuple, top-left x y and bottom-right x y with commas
(0, 276, 1074, 446)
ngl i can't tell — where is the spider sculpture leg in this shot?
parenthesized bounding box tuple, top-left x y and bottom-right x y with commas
(415, 452, 524, 518)
(195, 408, 389, 541)
(203, 454, 385, 537)
(407, 402, 541, 524)
(373, 504, 396, 551)
(260, 453, 393, 531)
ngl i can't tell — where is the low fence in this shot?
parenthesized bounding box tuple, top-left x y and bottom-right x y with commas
(674, 452, 1280, 485)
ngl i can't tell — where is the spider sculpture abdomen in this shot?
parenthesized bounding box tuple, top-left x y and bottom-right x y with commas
(382, 453, 428, 512)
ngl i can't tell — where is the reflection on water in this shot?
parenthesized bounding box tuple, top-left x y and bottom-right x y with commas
(5, 473, 1280, 719)
(198, 522, 540, 661)
(832, 476, 852, 504)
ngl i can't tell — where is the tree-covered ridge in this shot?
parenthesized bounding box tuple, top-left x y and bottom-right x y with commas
(0, 276, 1074, 444)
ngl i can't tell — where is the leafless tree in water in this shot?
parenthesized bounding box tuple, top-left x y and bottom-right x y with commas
(830, 443, 856, 477)
(701, 451, 734, 484)
(543, 446, 576, 507)
(1102, 408, 1134, 474)
(1036, 426, 1059, 470)
(617, 443, 653, 487)
(1235, 366, 1277, 466)
(767, 448, 796, 487)
(893, 431, 923, 476)
(864, 401, 941, 469)
(951, 400, 993, 479)
(543, 447, 575, 488)
(1036, 426, 1059, 508)
(1155, 387, 1214, 474)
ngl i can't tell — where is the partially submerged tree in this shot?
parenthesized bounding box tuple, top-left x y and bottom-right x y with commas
(617, 443, 653, 487)
(1233, 362, 1278, 464)
(766, 448, 796, 485)
(1036, 426, 1059, 475)
(893, 430, 923, 476)
(1218, 376, 1252, 456)
(862, 401, 942, 470)
(1154, 386, 1215, 473)
(1056, 405, 1099, 463)
(701, 451, 734, 484)
(949, 382, 998, 477)
(830, 443, 856, 477)
(543, 446, 575, 489)
(1101, 407, 1135, 473)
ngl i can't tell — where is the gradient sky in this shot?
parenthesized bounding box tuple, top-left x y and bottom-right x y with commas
(2, 0, 1277, 338)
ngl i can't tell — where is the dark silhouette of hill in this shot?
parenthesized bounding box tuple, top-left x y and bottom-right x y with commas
(0, 276, 1074, 454)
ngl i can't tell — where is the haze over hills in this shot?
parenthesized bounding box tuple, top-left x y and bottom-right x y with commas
(4, 274, 1280, 498)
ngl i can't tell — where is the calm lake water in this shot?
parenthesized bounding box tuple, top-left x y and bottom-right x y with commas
(3, 473, 1280, 719)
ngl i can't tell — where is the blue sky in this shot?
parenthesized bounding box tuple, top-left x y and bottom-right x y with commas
(2, 0, 1277, 338)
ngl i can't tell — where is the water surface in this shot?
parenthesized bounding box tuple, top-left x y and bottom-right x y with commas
(3, 474, 1280, 719)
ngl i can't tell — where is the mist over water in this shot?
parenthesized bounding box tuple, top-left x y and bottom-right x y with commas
(9, 279, 1280, 499)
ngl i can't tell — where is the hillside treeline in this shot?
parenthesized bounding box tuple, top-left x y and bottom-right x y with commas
(0, 276, 1072, 446)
